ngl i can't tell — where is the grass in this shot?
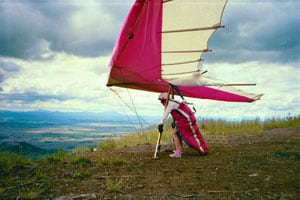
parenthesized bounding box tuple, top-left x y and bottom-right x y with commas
(98, 157, 130, 167)
(263, 114, 300, 130)
(199, 118, 263, 135)
(99, 114, 300, 149)
(39, 149, 68, 163)
(0, 152, 33, 177)
(105, 178, 122, 193)
(73, 171, 91, 180)
(98, 121, 174, 149)
(0, 115, 299, 199)
(98, 138, 117, 150)
(72, 157, 92, 167)
(0, 158, 51, 199)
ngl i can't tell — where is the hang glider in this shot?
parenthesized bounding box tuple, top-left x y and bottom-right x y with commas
(106, 0, 262, 102)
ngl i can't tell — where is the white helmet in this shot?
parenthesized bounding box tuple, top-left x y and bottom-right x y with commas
(158, 92, 168, 100)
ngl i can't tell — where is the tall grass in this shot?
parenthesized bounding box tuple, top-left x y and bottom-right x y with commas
(263, 114, 300, 130)
(99, 122, 174, 149)
(1, 115, 298, 167)
(0, 152, 33, 177)
(38, 149, 68, 163)
(99, 114, 300, 149)
(199, 118, 263, 136)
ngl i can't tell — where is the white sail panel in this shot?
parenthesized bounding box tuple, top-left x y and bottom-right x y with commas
(162, 0, 227, 82)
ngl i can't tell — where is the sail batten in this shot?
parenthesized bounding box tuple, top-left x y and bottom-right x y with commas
(163, 59, 202, 66)
(106, 0, 263, 103)
(162, 25, 223, 33)
(162, 70, 200, 76)
(162, 49, 210, 53)
(163, 0, 173, 3)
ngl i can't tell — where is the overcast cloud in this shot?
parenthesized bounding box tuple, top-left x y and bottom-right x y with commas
(0, 0, 299, 121)
(0, 0, 130, 59)
(204, 0, 300, 64)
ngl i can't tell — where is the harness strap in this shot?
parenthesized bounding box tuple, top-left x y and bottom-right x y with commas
(172, 85, 185, 101)
(172, 84, 197, 113)
(188, 122, 205, 154)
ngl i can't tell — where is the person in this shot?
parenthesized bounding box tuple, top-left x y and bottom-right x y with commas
(158, 92, 209, 158)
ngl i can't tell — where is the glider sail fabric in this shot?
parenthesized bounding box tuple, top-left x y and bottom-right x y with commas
(106, 0, 262, 102)
(162, 0, 224, 82)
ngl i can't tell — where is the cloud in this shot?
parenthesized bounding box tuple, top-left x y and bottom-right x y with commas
(204, 0, 300, 64)
(0, 0, 131, 60)
(0, 53, 118, 111)
(196, 61, 300, 119)
(0, 91, 70, 102)
(0, 0, 299, 120)
(0, 60, 22, 85)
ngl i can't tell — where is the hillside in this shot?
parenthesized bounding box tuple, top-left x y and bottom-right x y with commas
(0, 141, 51, 159)
(0, 127, 299, 199)
(0, 110, 159, 153)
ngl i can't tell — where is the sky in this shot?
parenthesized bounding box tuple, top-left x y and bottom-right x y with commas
(0, 0, 299, 121)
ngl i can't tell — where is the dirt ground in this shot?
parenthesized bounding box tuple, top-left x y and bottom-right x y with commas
(1, 127, 300, 199)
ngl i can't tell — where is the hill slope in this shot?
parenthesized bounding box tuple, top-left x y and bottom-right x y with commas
(0, 141, 51, 158)
(0, 127, 299, 199)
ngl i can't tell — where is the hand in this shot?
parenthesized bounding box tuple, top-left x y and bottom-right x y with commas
(158, 124, 163, 133)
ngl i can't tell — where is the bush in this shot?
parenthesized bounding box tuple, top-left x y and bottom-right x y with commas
(73, 171, 91, 180)
(0, 152, 33, 177)
(98, 139, 117, 150)
(105, 178, 122, 193)
(72, 157, 92, 167)
(39, 149, 68, 163)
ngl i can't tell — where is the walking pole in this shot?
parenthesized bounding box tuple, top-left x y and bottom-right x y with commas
(153, 85, 173, 159)
(153, 128, 163, 159)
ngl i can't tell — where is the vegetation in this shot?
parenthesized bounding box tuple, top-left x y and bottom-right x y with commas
(99, 157, 130, 167)
(0, 115, 299, 199)
(199, 118, 263, 135)
(0, 152, 34, 177)
(99, 114, 300, 149)
(105, 178, 123, 193)
(263, 114, 300, 130)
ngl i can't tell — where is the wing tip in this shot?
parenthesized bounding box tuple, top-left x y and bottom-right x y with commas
(251, 94, 263, 102)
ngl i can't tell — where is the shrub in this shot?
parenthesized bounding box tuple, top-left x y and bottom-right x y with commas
(73, 171, 91, 180)
(98, 139, 117, 150)
(72, 157, 92, 167)
(39, 149, 68, 163)
(105, 178, 122, 193)
(0, 152, 33, 176)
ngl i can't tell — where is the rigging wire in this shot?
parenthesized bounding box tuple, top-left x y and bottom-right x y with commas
(109, 87, 146, 133)
(126, 88, 146, 132)
(109, 87, 139, 132)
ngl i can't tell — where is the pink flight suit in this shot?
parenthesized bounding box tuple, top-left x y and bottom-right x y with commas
(171, 102, 209, 154)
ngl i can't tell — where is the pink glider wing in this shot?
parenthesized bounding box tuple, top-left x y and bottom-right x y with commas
(106, 0, 262, 102)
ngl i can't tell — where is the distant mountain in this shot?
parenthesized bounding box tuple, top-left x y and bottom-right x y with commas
(0, 110, 159, 124)
(0, 110, 160, 158)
